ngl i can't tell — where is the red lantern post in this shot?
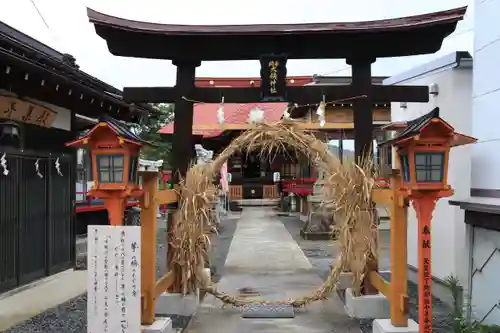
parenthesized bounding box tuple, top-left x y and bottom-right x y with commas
(380, 107, 476, 333)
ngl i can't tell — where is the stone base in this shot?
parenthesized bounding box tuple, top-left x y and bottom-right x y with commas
(344, 288, 390, 319)
(202, 268, 211, 284)
(372, 319, 419, 333)
(141, 317, 173, 333)
(156, 291, 199, 316)
(338, 272, 354, 290)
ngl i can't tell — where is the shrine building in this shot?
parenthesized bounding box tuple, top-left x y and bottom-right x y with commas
(0, 20, 155, 293)
(159, 76, 393, 201)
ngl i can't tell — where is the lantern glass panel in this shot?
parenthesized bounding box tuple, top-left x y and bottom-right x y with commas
(399, 154, 411, 182)
(97, 154, 125, 183)
(129, 156, 138, 184)
(414, 152, 444, 182)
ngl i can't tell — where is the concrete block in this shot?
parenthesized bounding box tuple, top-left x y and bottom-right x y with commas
(338, 272, 354, 290)
(156, 291, 199, 316)
(372, 319, 419, 333)
(141, 317, 173, 333)
(344, 288, 390, 319)
(202, 268, 211, 284)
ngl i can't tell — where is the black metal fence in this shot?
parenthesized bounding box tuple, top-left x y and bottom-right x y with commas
(0, 151, 74, 293)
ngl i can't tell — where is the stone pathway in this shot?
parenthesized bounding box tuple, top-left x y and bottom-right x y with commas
(185, 207, 361, 333)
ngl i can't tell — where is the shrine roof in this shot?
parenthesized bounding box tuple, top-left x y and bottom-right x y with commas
(159, 102, 287, 138)
(0, 20, 156, 121)
(87, 7, 466, 60)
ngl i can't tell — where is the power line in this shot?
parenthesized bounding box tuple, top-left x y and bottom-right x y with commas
(318, 27, 473, 77)
(29, 0, 50, 31)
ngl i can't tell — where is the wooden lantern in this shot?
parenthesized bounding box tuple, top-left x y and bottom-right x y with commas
(381, 107, 477, 197)
(66, 116, 149, 225)
(379, 107, 477, 333)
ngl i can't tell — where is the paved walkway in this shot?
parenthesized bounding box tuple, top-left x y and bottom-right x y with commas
(185, 207, 361, 333)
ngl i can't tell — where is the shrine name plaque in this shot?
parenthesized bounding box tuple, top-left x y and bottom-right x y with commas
(259, 54, 287, 102)
(87, 226, 141, 333)
(0, 96, 57, 128)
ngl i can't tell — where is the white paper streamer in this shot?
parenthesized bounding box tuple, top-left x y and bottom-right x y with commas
(0, 153, 8, 176)
(248, 107, 265, 123)
(55, 157, 63, 176)
(316, 101, 326, 128)
(35, 158, 44, 178)
(283, 106, 291, 120)
(217, 97, 225, 124)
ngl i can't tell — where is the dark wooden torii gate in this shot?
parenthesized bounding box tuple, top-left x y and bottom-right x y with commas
(87, 7, 465, 181)
(86, 7, 466, 298)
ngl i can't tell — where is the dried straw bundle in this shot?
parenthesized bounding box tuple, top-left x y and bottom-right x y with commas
(171, 120, 378, 305)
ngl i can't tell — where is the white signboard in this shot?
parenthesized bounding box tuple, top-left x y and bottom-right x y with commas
(87, 226, 141, 333)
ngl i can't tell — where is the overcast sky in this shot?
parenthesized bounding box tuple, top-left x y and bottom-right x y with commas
(1, 0, 473, 90)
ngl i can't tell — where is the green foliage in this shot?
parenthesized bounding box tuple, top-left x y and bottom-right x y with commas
(133, 103, 174, 165)
(445, 275, 500, 333)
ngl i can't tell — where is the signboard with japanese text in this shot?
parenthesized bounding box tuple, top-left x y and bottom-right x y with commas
(259, 54, 287, 101)
(419, 220, 432, 333)
(87, 226, 141, 333)
(0, 96, 57, 128)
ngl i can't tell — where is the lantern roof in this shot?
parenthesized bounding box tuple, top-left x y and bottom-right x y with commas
(66, 115, 151, 148)
(379, 107, 477, 147)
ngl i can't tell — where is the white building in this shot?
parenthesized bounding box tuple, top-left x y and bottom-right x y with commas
(384, 54, 473, 277)
(383, 52, 473, 298)
(448, 0, 500, 325)
(384, 8, 500, 322)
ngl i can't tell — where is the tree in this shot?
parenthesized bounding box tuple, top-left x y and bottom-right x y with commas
(133, 103, 174, 164)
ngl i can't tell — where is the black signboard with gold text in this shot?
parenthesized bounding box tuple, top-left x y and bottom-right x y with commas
(259, 55, 288, 101)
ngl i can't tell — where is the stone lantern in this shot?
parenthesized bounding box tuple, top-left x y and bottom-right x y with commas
(66, 116, 149, 226)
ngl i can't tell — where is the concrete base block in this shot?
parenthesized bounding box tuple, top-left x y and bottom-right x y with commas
(372, 319, 419, 333)
(344, 288, 390, 319)
(141, 317, 173, 333)
(156, 291, 199, 316)
(338, 272, 354, 290)
(202, 268, 211, 284)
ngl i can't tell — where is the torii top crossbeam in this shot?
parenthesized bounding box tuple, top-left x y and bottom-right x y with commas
(87, 7, 466, 60)
(86, 6, 466, 180)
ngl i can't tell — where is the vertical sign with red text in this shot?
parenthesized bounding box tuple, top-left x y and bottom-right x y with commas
(419, 218, 432, 333)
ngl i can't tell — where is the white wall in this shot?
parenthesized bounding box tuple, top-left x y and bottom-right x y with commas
(387, 65, 472, 284)
(472, 0, 500, 190)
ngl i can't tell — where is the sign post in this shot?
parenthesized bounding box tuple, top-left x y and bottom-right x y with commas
(413, 195, 437, 333)
(87, 226, 141, 333)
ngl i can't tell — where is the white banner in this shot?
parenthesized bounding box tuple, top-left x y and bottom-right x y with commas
(87, 226, 141, 333)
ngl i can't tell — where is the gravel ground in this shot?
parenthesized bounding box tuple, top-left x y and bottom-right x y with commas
(280, 215, 455, 333)
(6, 214, 240, 333)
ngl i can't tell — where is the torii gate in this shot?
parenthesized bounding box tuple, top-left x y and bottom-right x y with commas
(85, 6, 467, 324)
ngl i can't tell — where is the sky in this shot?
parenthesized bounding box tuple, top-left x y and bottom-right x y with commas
(1, 0, 474, 90)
